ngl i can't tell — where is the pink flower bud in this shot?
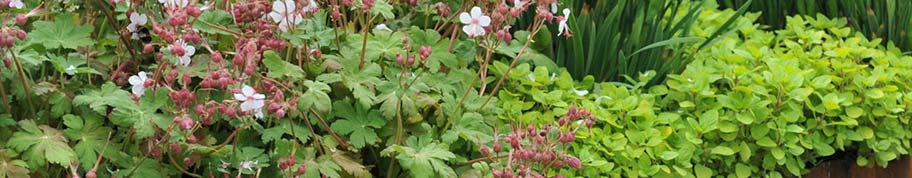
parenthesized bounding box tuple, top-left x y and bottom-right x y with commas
(15, 14, 27, 26)
(169, 13, 187, 26)
(182, 74, 191, 86)
(85, 169, 97, 178)
(183, 157, 193, 165)
(310, 49, 322, 59)
(211, 52, 222, 63)
(331, 8, 342, 21)
(186, 135, 198, 143)
(179, 117, 194, 130)
(419, 46, 431, 60)
(144, 44, 154, 54)
(276, 109, 286, 119)
(493, 142, 501, 152)
(144, 79, 154, 87)
(279, 161, 289, 170)
(361, 0, 374, 10)
(187, 6, 202, 17)
(171, 45, 185, 56)
(286, 156, 296, 165)
(563, 155, 581, 169)
(559, 133, 575, 143)
(407, 56, 415, 65)
(297, 164, 306, 175)
(3, 57, 10, 68)
(479, 145, 490, 156)
(395, 53, 404, 65)
(171, 143, 183, 155)
(510, 8, 521, 17)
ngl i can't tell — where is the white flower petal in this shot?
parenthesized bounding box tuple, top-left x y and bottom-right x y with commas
(272, 0, 286, 13)
(129, 75, 143, 85)
(179, 56, 191, 66)
(459, 12, 472, 24)
(470, 6, 482, 18)
(250, 99, 265, 109)
(138, 71, 148, 80)
(563, 8, 571, 16)
(277, 19, 290, 32)
(234, 93, 247, 101)
(242, 85, 255, 96)
(283, 0, 296, 11)
(9, 0, 23, 9)
(375, 24, 392, 32)
(471, 25, 486, 36)
(184, 45, 196, 56)
(268, 12, 284, 23)
(462, 25, 474, 36)
(479, 16, 491, 27)
(127, 24, 138, 33)
(240, 101, 255, 112)
(254, 109, 264, 118)
(132, 85, 145, 96)
(252, 94, 265, 100)
(550, 3, 558, 14)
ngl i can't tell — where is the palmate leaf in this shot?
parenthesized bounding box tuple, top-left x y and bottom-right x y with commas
(109, 89, 170, 139)
(0, 149, 29, 178)
(6, 120, 77, 168)
(27, 14, 94, 50)
(331, 152, 371, 178)
(73, 82, 134, 114)
(381, 136, 456, 178)
(330, 99, 385, 148)
(63, 114, 113, 170)
(441, 112, 491, 144)
(262, 51, 306, 79)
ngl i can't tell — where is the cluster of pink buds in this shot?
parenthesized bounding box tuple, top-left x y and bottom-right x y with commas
(173, 115, 195, 130)
(482, 105, 594, 178)
(170, 88, 197, 108)
(263, 81, 297, 119)
(361, 0, 374, 10)
(433, 2, 450, 17)
(233, 0, 271, 23)
(418, 45, 432, 61)
(200, 69, 237, 89)
(0, 27, 26, 48)
(278, 156, 306, 175)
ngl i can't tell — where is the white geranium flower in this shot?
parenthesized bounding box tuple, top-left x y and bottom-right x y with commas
(301, 0, 318, 13)
(375, 24, 392, 32)
(269, 0, 303, 32)
(234, 84, 266, 118)
(128, 71, 149, 97)
(170, 39, 195, 66)
(239, 160, 259, 171)
(127, 12, 148, 39)
(9, 0, 23, 9)
(158, 0, 189, 8)
(459, 6, 491, 37)
(558, 8, 570, 36)
(513, 0, 524, 8)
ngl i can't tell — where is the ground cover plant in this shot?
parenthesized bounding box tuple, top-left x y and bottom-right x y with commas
(2, 0, 912, 178)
